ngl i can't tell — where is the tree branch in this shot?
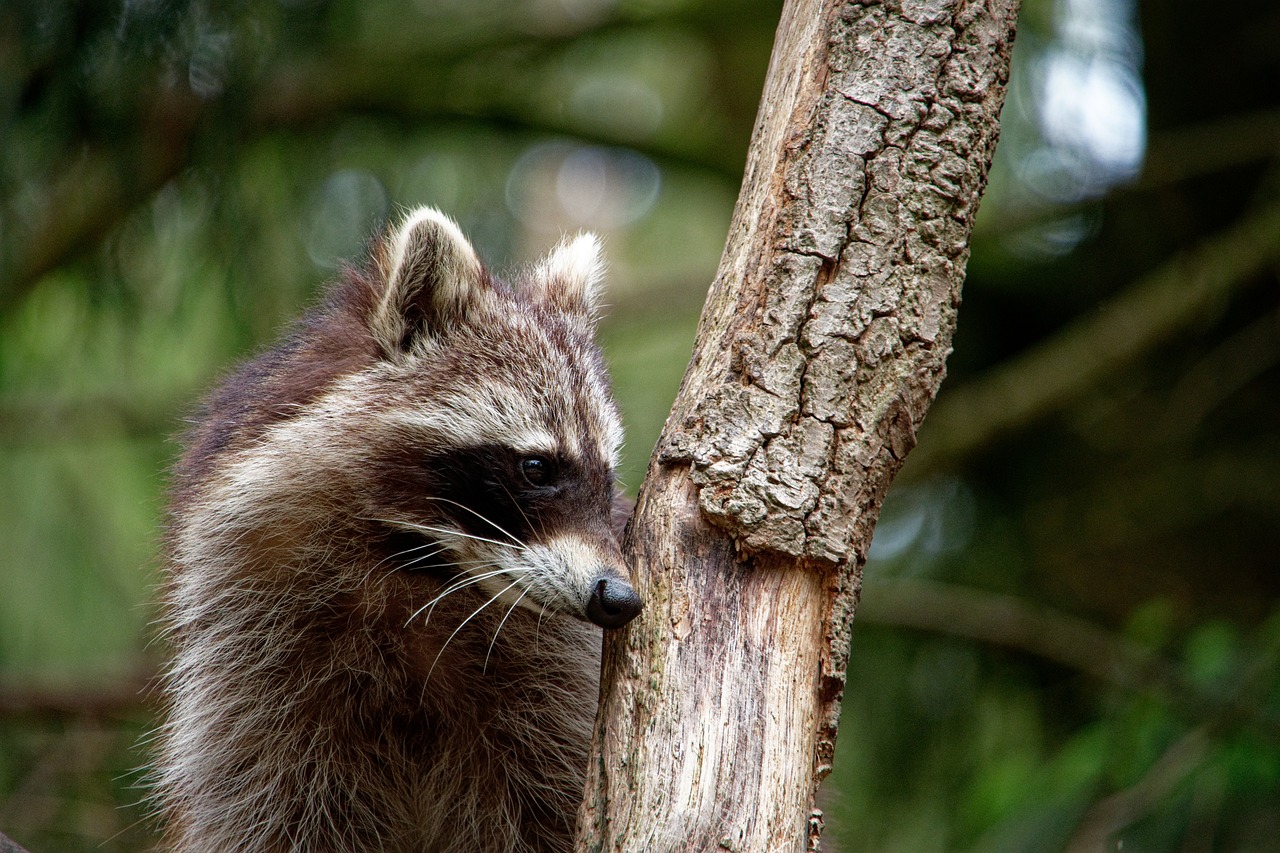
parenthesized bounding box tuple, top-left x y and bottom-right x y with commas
(2, 87, 201, 313)
(973, 109, 1280, 238)
(905, 199, 1280, 477)
(857, 579, 1280, 739)
(0, 394, 177, 447)
(1061, 726, 1212, 853)
(859, 578, 1171, 692)
(1, 23, 745, 315)
(0, 672, 154, 721)
(577, 0, 1020, 848)
(1140, 108, 1280, 190)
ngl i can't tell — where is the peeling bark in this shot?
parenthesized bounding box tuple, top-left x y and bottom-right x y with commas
(576, 0, 1019, 850)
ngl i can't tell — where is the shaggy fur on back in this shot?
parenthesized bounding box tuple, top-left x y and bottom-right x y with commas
(154, 208, 637, 851)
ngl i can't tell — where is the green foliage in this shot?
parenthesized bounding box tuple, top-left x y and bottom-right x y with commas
(824, 612, 1280, 852)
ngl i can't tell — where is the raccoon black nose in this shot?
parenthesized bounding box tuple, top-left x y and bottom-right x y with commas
(586, 576, 643, 629)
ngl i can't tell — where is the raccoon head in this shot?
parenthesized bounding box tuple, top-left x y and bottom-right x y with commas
(361, 207, 641, 630)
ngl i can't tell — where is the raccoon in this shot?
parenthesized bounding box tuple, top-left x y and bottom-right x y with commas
(154, 207, 642, 851)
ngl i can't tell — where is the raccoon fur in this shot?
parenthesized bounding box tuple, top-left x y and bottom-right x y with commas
(154, 207, 642, 851)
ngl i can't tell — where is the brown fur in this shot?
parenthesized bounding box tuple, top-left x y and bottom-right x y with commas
(154, 209, 631, 851)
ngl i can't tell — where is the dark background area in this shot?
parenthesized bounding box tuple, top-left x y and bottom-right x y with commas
(1, 0, 1277, 849)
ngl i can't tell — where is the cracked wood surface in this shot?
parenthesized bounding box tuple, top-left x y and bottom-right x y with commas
(576, 0, 1019, 850)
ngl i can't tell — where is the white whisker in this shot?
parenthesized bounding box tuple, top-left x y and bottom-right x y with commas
(403, 566, 511, 627)
(395, 545, 452, 571)
(418, 496, 525, 547)
(391, 520, 520, 552)
(425, 579, 522, 683)
(497, 478, 547, 545)
(366, 541, 451, 583)
(484, 588, 529, 673)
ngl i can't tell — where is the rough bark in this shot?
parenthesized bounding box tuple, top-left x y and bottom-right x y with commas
(575, 0, 1019, 850)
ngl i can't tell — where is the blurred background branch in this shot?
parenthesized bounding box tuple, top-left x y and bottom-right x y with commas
(859, 579, 1280, 740)
(907, 197, 1280, 478)
(0, 672, 153, 721)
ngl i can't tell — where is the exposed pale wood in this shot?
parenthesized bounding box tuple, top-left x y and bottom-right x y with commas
(576, 0, 1020, 849)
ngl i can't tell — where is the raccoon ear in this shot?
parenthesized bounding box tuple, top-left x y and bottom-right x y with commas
(530, 233, 606, 320)
(369, 207, 486, 356)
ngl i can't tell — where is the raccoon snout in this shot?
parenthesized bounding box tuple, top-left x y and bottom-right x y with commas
(585, 575, 642, 629)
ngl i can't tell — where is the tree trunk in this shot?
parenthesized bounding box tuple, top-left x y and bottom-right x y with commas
(576, 0, 1020, 849)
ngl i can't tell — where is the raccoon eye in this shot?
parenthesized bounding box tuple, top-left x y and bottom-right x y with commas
(520, 455, 554, 486)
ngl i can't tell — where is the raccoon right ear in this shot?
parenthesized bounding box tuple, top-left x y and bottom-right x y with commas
(369, 207, 486, 357)
(529, 232, 606, 321)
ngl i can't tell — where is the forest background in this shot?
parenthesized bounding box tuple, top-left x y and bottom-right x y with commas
(0, 0, 1277, 849)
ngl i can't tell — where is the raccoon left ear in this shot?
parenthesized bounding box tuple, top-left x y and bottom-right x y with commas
(530, 233, 606, 320)
(370, 207, 487, 357)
